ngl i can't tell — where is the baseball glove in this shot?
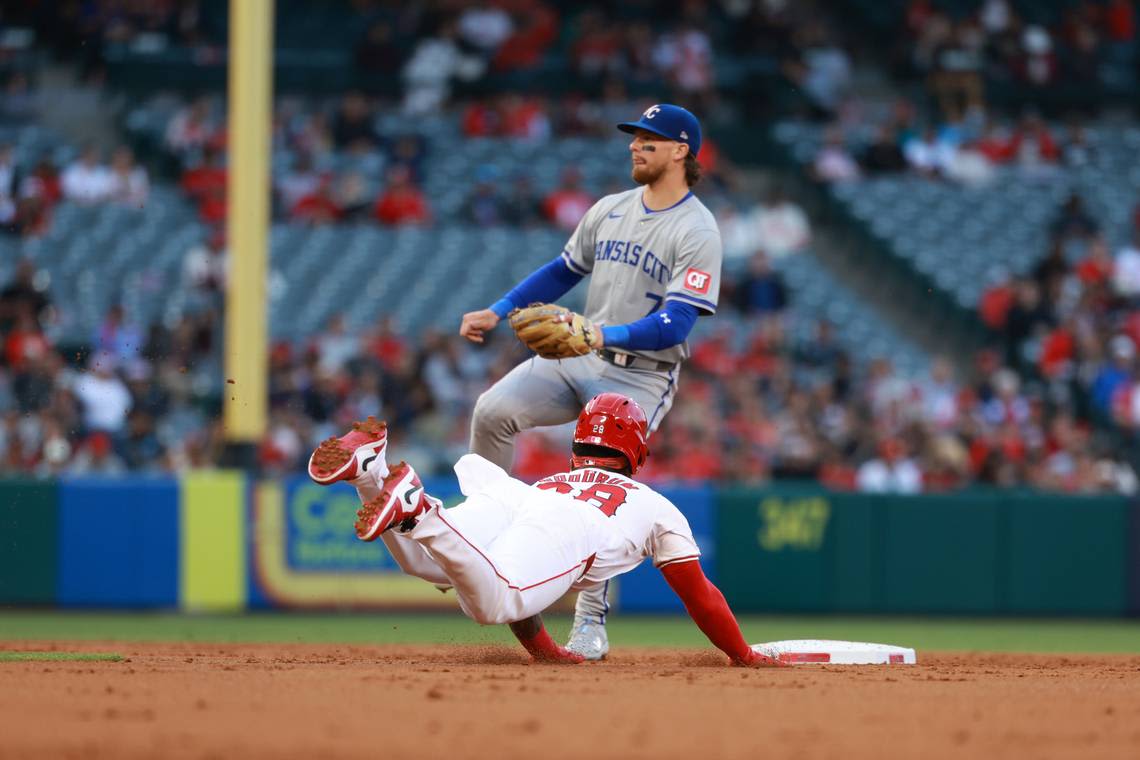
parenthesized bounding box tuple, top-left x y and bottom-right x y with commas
(508, 303, 602, 359)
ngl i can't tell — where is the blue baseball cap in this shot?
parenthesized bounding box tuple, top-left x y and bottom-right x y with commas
(618, 104, 702, 157)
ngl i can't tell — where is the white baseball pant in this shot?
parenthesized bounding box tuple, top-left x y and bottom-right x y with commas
(358, 477, 609, 625)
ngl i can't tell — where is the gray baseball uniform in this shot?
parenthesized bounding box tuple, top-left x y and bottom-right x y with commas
(468, 186, 722, 621)
(471, 186, 721, 466)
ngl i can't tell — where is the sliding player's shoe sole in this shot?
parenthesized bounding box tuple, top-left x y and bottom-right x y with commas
(308, 417, 388, 485)
(355, 461, 431, 541)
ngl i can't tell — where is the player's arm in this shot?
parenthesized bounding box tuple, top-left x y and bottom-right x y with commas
(459, 256, 586, 343)
(594, 223, 721, 351)
(662, 225, 722, 314)
(495, 255, 585, 318)
(508, 613, 584, 664)
(459, 256, 585, 343)
(659, 559, 777, 667)
(461, 199, 601, 343)
(599, 299, 699, 351)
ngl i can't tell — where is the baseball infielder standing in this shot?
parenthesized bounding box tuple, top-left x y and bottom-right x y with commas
(458, 104, 722, 659)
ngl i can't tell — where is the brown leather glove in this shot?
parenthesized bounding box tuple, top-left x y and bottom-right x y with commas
(508, 303, 602, 359)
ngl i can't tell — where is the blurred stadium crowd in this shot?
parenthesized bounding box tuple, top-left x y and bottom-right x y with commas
(2, 0, 1140, 495)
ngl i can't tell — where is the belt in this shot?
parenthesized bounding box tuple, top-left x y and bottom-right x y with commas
(597, 349, 676, 373)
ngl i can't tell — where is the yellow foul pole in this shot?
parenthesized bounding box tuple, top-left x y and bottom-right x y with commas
(224, 0, 273, 450)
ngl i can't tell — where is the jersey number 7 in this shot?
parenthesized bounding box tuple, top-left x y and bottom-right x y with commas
(537, 481, 628, 517)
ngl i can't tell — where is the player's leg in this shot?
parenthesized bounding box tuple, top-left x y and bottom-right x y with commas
(351, 458, 453, 586)
(381, 480, 519, 587)
(469, 356, 583, 470)
(409, 493, 601, 625)
(379, 531, 451, 586)
(351, 456, 528, 594)
(592, 362, 680, 434)
(556, 353, 678, 434)
(566, 579, 612, 656)
(307, 418, 453, 585)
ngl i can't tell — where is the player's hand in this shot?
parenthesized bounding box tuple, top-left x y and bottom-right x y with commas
(460, 309, 500, 343)
(734, 647, 785, 668)
(509, 614, 583, 664)
(530, 646, 586, 665)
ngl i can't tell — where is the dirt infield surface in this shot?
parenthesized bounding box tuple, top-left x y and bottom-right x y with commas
(2, 642, 1139, 760)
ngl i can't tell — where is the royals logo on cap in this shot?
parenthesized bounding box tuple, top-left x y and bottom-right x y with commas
(617, 103, 702, 157)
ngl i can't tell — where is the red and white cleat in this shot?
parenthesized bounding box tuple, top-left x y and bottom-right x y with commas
(355, 461, 434, 541)
(308, 417, 388, 486)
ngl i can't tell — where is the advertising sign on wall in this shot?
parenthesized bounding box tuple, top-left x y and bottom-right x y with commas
(249, 475, 463, 609)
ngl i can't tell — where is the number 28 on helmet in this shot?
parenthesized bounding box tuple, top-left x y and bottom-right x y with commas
(570, 392, 650, 475)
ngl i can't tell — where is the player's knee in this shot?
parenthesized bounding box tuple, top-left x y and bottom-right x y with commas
(472, 389, 516, 434)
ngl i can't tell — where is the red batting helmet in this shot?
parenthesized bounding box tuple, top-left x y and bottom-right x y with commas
(570, 393, 649, 475)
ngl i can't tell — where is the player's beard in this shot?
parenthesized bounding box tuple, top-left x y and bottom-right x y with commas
(631, 161, 666, 186)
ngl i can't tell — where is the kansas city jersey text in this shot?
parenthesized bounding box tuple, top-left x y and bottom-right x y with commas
(560, 187, 723, 364)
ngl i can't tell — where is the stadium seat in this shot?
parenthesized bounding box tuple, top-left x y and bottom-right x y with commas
(773, 120, 1140, 310)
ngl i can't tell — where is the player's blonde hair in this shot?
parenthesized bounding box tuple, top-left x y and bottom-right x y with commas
(684, 153, 702, 187)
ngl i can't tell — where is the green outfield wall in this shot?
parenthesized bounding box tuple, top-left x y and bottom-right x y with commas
(717, 487, 1134, 615)
(1, 477, 1137, 615)
(0, 480, 58, 605)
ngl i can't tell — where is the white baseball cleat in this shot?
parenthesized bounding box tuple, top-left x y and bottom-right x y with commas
(566, 615, 609, 660)
(354, 461, 436, 541)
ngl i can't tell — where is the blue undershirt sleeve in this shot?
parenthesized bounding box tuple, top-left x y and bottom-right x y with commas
(601, 300, 700, 351)
(490, 256, 584, 319)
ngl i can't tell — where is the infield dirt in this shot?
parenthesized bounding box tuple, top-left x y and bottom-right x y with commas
(2, 642, 1139, 759)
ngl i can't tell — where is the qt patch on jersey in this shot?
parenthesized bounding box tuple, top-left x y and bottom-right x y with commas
(683, 267, 712, 294)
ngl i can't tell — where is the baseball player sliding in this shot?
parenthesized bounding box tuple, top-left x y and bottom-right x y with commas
(458, 103, 722, 659)
(307, 394, 778, 667)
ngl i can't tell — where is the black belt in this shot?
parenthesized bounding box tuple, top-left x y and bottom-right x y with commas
(597, 349, 676, 373)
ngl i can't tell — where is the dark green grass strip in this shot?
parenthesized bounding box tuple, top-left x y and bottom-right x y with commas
(1, 612, 1139, 653)
(0, 651, 122, 662)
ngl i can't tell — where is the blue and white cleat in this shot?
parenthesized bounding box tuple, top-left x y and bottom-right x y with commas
(566, 615, 609, 661)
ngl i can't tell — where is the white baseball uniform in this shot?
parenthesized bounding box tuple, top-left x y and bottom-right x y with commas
(364, 454, 700, 626)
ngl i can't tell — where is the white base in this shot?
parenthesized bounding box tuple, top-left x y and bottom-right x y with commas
(752, 639, 917, 665)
